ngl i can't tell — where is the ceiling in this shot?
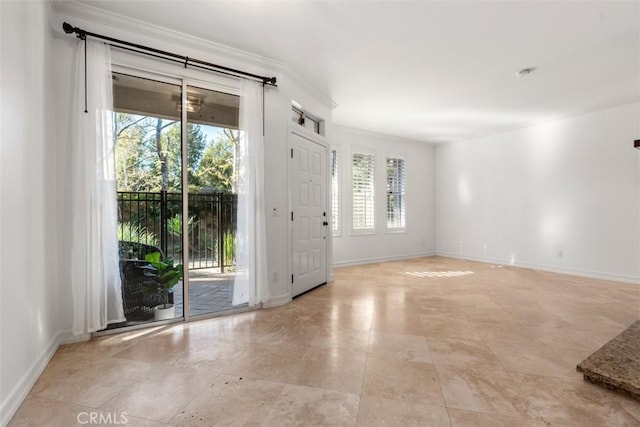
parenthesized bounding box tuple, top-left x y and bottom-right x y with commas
(73, 1, 639, 144)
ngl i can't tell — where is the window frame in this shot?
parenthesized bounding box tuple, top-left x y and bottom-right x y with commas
(111, 50, 241, 98)
(350, 149, 376, 236)
(291, 105, 323, 136)
(330, 148, 341, 237)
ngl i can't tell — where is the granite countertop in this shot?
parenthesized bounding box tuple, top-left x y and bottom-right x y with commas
(577, 320, 640, 400)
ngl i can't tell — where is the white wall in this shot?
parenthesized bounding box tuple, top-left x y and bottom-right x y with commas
(51, 23, 81, 342)
(436, 103, 640, 283)
(0, 1, 61, 424)
(332, 126, 436, 266)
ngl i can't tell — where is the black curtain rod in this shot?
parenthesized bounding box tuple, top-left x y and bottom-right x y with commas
(62, 22, 277, 87)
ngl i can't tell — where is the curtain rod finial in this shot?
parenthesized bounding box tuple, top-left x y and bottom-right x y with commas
(63, 22, 74, 34)
(63, 22, 86, 40)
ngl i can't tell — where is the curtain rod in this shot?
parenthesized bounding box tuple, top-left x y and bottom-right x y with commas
(62, 22, 277, 87)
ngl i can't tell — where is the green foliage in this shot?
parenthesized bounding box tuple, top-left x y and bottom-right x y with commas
(114, 112, 241, 196)
(214, 231, 236, 267)
(185, 124, 208, 187)
(114, 113, 209, 192)
(196, 139, 234, 192)
(166, 214, 197, 236)
(117, 222, 158, 246)
(223, 231, 236, 266)
(195, 129, 239, 193)
(142, 252, 184, 308)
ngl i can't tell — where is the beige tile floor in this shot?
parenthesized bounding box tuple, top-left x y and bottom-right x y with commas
(9, 257, 640, 426)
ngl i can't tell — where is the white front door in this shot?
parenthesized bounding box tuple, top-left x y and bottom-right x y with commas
(291, 132, 328, 297)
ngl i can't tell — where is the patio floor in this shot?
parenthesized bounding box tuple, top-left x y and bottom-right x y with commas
(173, 269, 247, 316)
(108, 268, 246, 331)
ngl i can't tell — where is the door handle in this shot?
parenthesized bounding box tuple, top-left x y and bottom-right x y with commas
(322, 221, 329, 226)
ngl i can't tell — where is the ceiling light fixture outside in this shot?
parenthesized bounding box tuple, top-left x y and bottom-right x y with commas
(176, 96, 203, 113)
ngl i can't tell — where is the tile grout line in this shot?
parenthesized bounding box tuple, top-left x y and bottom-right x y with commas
(354, 300, 375, 427)
(418, 303, 454, 427)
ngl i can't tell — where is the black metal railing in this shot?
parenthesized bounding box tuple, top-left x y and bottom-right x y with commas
(117, 191, 237, 270)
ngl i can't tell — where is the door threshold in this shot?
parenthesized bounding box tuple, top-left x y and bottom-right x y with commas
(293, 282, 327, 299)
(93, 304, 256, 337)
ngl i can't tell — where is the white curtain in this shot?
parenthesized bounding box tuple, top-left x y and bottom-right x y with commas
(233, 80, 270, 306)
(70, 40, 125, 335)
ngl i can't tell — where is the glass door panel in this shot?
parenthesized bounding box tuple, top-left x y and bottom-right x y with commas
(111, 72, 184, 328)
(185, 85, 245, 316)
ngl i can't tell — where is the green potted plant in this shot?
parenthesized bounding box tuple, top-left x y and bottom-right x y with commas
(142, 251, 183, 320)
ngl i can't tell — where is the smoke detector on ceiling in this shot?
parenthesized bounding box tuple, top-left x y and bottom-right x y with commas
(515, 67, 535, 78)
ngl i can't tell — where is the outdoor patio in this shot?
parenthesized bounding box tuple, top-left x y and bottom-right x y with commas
(115, 189, 242, 328)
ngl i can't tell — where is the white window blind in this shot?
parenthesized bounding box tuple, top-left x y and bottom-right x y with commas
(352, 153, 375, 231)
(386, 157, 406, 229)
(331, 150, 340, 235)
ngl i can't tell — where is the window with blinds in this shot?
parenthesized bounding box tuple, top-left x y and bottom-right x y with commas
(331, 149, 340, 236)
(352, 152, 375, 232)
(386, 157, 406, 229)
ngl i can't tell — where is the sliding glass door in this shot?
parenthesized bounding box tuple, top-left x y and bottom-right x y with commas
(184, 85, 246, 317)
(108, 73, 244, 330)
(112, 73, 184, 326)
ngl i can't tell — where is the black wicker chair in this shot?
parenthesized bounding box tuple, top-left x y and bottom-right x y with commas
(118, 241, 169, 321)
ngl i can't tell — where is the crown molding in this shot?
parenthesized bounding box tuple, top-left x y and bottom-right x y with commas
(51, 1, 284, 73)
(50, 0, 336, 110)
(435, 99, 640, 149)
(333, 124, 436, 148)
(285, 71, 338, 111)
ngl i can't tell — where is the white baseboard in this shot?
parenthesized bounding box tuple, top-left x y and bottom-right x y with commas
(436, 251, 640, 285)
(58, 330, 91, 345)
(333, 251, 436, 268)
(0, 329, 91, 426)
(0, 332, 61, 427)
(263, 293, 292, 308)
